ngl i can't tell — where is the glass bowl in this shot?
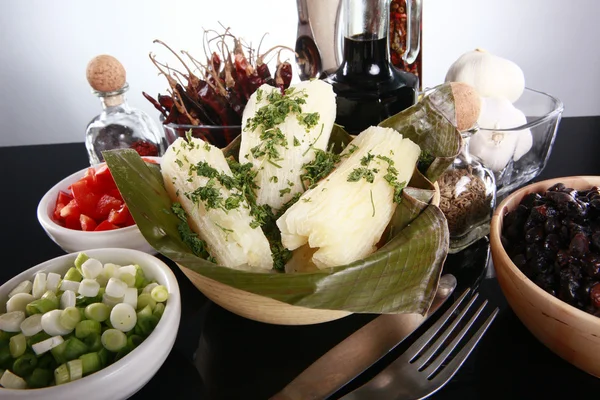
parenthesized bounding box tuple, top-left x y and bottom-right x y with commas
(470, 87, 564, 196)
(162, 122, 241, 149)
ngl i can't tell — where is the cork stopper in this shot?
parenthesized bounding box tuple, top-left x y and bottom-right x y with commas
(86, 55, 126, 92)
(450, 82, 481, 132)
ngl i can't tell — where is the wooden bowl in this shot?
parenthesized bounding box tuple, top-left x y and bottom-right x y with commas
(177, 182, 441, 325)
(490, 176, 600, 377)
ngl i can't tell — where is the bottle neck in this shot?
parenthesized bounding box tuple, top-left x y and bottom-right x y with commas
(338, 0, 392, 78)
(99, 94, 128, 111)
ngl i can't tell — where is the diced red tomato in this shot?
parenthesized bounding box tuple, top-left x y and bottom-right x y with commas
(94, 165, 118, 193)
(107, 204, 131, 226)
(53, 191, 74, 219)
(142, 157, 159, 164)
(96, 194, 122, 220)
(53, 164, 135, 232)
(95, 220, 120, 231)
(80, 214, 97, 231)
(60, 199, 81, 219)
(70, 180, 102, 220)
(109, 188, 123, 202)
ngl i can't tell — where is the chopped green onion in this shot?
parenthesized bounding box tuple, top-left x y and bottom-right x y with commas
(0, 311, 26, 332)
(8, 280, 32, 298)
(78, 279, 100, 297)
(74, 253, 90, 274)
(20, 313, 43, 337)
(153, 302, 165, 319)
(40, 309, 72, 336)
(60, 279, 80, 293)
(41, 290, 59, 306)
(97, 347, 112, 367)
(118, 273, 135, 288)
(0, 330, 18, 341)
(150, 285, 169, 302)
(142, 282, 159, 294)
(84, 303, 110, 322)
(136, 293, 156, 311)
(32, 335, 64, 355)
(65, 267, 83, 282)
(46, 272, 62, 293)
(27, 331, 51, 347)
(127, 334, 144, 350)
(79, 352, 102, 376)
(6, 293, 35, 313)
(110, 303, 137, 332)
(134, 266, 147, 289)
(59, 290, 76, 309)
(54, 363, 70, 385)
(135, 315, 159, 337)
(60, 307, 81, 330)
(50, 340, 68, 364)
(26, 298, 57, 315)
(0, 346, 12, 369)
(67, 359, 83, 381)
(0, 368, 27, 389)
(101, 329, 127, 352)
(37, 352, 56, 369)
(13, 353, 38, 377)
(9, 333, 26, 358)
(137, 305, 153, 318)
(105, 278, 128, 298)
(26, 367, 53, 388)
(81, 258, 102, 280)
(32, 272, 47, 298)
(83, 333, 103, 352)
(63, 337, 88, 361)
(75, 320, 101, 339)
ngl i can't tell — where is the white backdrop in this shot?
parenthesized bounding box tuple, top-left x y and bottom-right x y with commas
(0, 0, 598, 147)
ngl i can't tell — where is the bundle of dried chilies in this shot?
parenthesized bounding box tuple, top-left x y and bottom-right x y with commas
(143, 28, 294, 129)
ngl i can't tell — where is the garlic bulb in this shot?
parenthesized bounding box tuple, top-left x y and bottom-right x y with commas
(470, 97, 532, 172)
(445, 49, 525, 103)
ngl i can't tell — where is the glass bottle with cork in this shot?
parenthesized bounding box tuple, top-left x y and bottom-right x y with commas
(85, 55, 166, 165)
(324, 0, 421, 134)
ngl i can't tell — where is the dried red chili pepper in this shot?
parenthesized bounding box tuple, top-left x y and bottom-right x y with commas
(130, 140, 159, 156)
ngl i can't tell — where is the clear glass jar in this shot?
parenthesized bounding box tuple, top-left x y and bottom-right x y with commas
(85, 83, 167, 165)
(438, 131, 496, 253)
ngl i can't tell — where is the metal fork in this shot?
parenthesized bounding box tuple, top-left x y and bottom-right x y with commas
(341, 290, 499, 400)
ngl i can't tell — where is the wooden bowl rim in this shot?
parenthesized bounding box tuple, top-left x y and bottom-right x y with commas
(491, 175, 600, 328)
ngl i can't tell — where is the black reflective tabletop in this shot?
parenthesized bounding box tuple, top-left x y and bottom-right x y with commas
(2, 116, 600, 399)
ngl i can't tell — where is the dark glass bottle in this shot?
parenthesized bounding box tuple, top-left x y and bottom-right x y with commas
(324, 0, 421, 134)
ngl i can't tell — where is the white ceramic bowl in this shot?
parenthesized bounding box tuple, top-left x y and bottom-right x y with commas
(0, 248, 181, 399)
(37, 160, 159, 254)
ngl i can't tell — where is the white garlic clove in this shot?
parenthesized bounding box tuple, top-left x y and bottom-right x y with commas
(445, 49, 525, 103)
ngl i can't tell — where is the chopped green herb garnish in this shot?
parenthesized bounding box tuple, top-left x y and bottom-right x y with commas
(293, 136, 300, 146)
(171, 203, 214, 262)
(256, 88, 263, 102)
(279, 187, 292, 197)
(347, 167, 376, 183)
(370, 189, 375, 217)
(300, 149, 341, 189)
(360, 152, 375, 166)
(297, 112, 320, 131)
(269, 176, 279, 183)
(377, 155, 406, 203)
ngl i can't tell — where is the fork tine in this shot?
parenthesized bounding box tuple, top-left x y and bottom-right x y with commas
(422, 299, 489, 377)
(429, 307, 499, 387)
(403, 289, 471, 363)
(412, 293, 480, 369)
